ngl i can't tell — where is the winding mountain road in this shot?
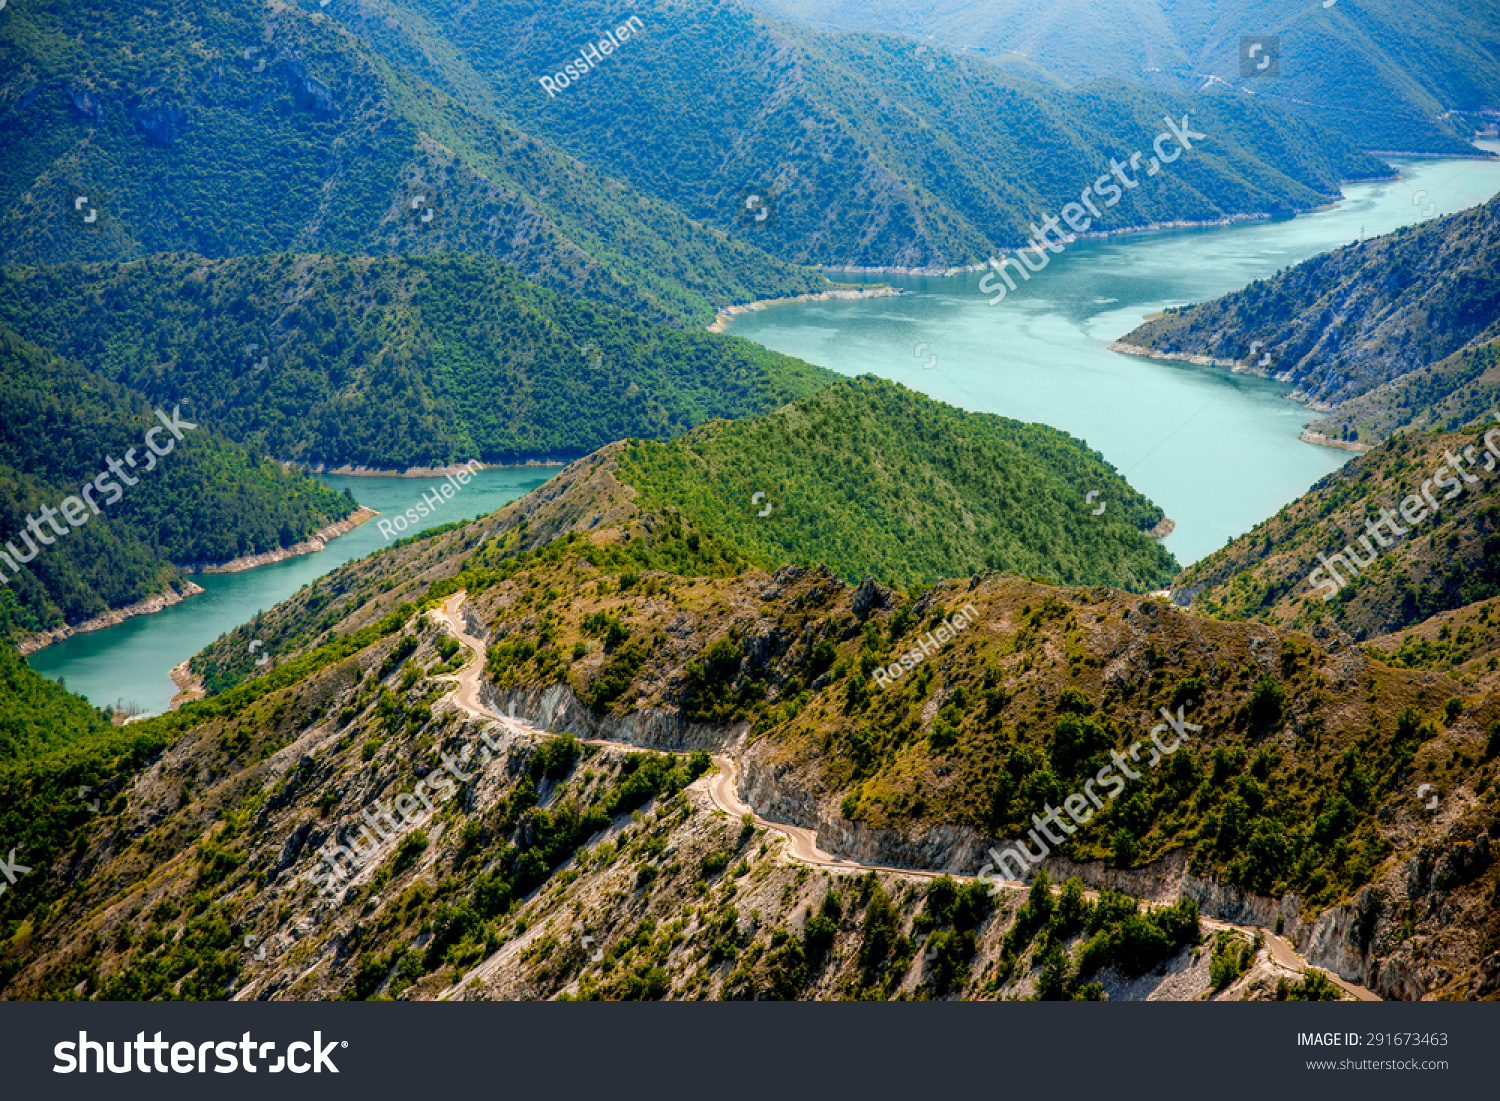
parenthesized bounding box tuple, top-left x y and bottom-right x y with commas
(431, 591, 1378, 1000)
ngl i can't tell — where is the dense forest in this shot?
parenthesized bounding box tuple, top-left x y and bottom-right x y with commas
(0, 254, 839, 470)
(0, 325, 357, 632)
(615, 376, 1179, 591)
(744, 0, 1495, 154)
(0, 592, 116, 757)
(0, 0, 822, 326)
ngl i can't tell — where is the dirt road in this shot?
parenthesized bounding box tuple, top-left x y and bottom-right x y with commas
(431, 591, 1378, 1000)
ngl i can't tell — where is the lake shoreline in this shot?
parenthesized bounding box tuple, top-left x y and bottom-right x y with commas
(287, 460, 569, 478)
(17, 507, 379, 658)
(181, 506, 379, 575)
(1107, 342, 1374, 454)
(25, 466, 560, 714)
(169, 660, 206, 710)
(708, 286, 902, 332)
(15, 582, 206, 657)
(817, 212, 1279, 279)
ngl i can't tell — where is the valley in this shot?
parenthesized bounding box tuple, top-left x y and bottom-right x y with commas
(1, 0, 1498, 1035)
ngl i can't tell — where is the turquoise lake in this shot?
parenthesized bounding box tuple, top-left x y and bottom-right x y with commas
(27, 467, 561, 715)
(725, 149, 1500, 567)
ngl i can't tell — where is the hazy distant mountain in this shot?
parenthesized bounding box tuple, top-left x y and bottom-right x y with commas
(742, 0, 1500, 153)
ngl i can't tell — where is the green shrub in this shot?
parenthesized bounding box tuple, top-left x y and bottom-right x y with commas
(391, 831, 429, 875)
(700, 850, 732, 879)
(857, 886, 899, 971)
(761, 932, 808, 999)
(1209, 930, 1254, 991)
(682, 637, 744, 722)
(1245, 676, 1285, 736)
(531, 734, 581, 782)
(1276, 970, 1342, 1001)
(378, 636, 420, 681)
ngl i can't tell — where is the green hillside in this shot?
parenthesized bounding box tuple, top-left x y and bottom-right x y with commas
(336, 0, 1388, 269)
(0, 592, 116, 757)
(0, 324, 358, 635)
(616, 377, 1180, 591)
(0, 0, 821, 325)
(1313, 337, 1500, 446)
(1170, 425, 1500, 640)
(0, 254, 839, 470)
(8, 469, 1490, 999)
(1115, 197, 1500, 445)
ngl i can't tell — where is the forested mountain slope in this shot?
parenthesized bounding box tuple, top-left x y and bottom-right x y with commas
(0, 592, 116, 755)
(0, 325, 358, 637)
(1169, 425, 1500, 641)
(1308, 338, 1500, 448)
(0, 254, 838, 470)
(614, 377, 1179, 590)
(0, 0, 821, 325)
(334, 0, 1387, 269)
(1115, 196, 1500, 445)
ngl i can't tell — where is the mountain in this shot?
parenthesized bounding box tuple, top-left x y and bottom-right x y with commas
(0, 0, 822, 326)
(0, 324, 359, 640)
(740, 0, 1500, 154)
(1309, 337, 1500, 448)
(5, 0, 1499, 1011)
(178, 378, 1179, 697)
(1113, 196, 1500, 447)
(614, 376, 1179, 590)
(329, 0, 1389, 269)
(1168, 424, 1500, 641)
(1, 414, 1495, 1000)
(0, 593, 1224, 1002)
(0, 253, 839, 470)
